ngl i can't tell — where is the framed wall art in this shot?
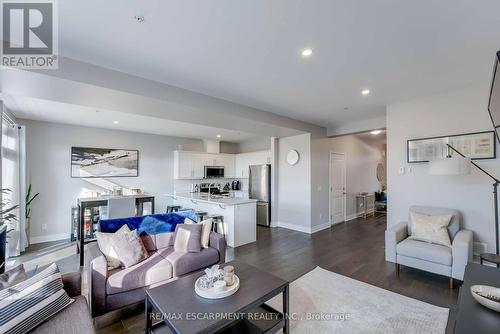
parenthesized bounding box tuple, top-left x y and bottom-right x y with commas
(407, 131, 496, 163)
(71, 147, 139, 177)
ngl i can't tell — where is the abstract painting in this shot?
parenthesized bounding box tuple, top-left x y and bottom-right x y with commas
(71, 147, 139, 177)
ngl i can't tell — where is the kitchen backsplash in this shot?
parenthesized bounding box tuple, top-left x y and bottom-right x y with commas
(173, 178, 249, 193)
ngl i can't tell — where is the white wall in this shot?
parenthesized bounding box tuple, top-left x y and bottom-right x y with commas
(236, 137, 271, 153)
(387, 85, 500, 252)
(310, 135, 330, 229)
(330, 134, 386, 219)
(21, 119, 202, 243)
(277, 133, 312, 231)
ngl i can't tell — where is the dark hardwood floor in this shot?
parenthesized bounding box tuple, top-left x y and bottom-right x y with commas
(227, 214, 459, 333)
(100, 214, 459, 333)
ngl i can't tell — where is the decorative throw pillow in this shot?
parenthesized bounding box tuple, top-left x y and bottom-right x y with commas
(174, 223, 202, 253)
(0, 264, 27, 290)
(409, 212, 453, 247)
(0, 263, 73, 334)
(95, 224, 131, 269)
(111, 229, 149, 268)
(184, 218, 213, 248)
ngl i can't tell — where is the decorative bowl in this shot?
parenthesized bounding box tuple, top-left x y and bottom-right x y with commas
(470, 285, 500, 312)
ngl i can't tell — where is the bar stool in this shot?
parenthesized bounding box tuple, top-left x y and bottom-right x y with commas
(207, 214, 225, 236)
(195, 211, 208, 222)
(166, 205, 182, 213)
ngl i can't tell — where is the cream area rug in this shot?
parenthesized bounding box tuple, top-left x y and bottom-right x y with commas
(266, 267, 449, 334)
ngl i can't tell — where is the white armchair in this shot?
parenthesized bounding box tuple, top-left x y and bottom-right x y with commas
(385, 206, 473, 288)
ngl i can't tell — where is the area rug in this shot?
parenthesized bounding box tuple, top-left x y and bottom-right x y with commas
(266, 267, 449, 334)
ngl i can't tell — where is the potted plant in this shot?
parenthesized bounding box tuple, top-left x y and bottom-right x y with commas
(25, 184, 39, 244)
(0, 188, 19, 274)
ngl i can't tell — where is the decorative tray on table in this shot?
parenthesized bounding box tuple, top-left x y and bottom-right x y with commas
(195, 275, 240, 299)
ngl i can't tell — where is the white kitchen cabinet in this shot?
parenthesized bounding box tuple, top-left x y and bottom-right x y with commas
(173, 151, 192, 179)
(216, 154, 235, 178)
(234, 150, 271, 178)
(191, 153, 206, 178)
(173, 150, 269, 180)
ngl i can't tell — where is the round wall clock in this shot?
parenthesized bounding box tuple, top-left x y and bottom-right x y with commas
(286, 150, 300, 165)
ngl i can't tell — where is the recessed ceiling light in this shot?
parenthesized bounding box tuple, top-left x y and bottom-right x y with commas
(216, 134, 222, 139)
(134, 15, 145, 23)
(113, 120, 119, 124)
(301, 48, 313, 57)
(361, 89, 370, 96)
(370, 130, 382, 135)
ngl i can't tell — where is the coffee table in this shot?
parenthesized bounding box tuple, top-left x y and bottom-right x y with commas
(145, 260, 289, 334)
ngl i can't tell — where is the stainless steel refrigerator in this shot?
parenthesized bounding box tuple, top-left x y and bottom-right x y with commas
(249, 164, 271, 226)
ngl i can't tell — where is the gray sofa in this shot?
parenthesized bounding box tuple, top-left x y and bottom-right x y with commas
(32, 272, 94, 334)
(385, 206, 473, 287)
(87, 230, 226, 317)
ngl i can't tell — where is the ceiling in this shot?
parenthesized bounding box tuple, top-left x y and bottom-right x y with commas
(5, 96, 259, 142)
(52, 0, 500, 130)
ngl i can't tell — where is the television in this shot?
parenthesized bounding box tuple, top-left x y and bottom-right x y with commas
(488, 50, 500, 144)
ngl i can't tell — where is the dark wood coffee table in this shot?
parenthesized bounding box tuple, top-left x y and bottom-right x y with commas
(455, 263, 500, 333)
(145, 260, 289, 334)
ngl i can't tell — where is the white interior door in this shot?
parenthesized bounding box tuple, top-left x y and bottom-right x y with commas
(330, 153, 346, 224)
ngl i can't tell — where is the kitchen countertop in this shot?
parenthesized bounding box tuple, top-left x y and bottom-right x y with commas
(166, 193, 258, 206)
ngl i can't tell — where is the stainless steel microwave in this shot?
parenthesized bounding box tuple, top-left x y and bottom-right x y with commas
(204, 166, 224, 178)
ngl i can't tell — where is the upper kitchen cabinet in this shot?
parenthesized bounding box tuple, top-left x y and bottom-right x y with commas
(173, 150, 270, 180)
(216, 154, 235, 178)
(234, 150, 271, 178)
(173, 151, 193, 179)
(173, 151, 235, 179)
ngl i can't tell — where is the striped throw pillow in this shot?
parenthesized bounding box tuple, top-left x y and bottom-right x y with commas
(0, 263, 73, 334)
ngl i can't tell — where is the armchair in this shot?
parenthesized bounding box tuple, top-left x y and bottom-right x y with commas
(385, 206, 473, 288)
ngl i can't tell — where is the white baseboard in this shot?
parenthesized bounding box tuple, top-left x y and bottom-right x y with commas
(30, 233, 69, 244)
(277, 221, 331, 234)
(311, 222, 332, 233)
(345, 214, 357, 222)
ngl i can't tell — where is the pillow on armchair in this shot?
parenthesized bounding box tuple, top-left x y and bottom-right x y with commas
(409, 212, 453, 247)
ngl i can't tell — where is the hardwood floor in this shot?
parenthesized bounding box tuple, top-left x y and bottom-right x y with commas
(99, 215, 459, 333)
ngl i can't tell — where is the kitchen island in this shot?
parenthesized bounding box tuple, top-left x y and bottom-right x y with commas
(166, 193, 257, 248)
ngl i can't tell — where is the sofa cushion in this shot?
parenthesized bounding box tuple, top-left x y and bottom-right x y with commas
(106, 252, 173, 295)
(397, 238, 452, 266)
(0, 263, 73, 334)
(174, 223, 202, 253)
(112, 229, 149, 268)
(185, 218, 213, 248)
(141, 234, 156, 252)
(31, 296, 94, 334)
(155, 232, 175, 250)
(158, 247, 219, 277)
(95, 224, 131, 270)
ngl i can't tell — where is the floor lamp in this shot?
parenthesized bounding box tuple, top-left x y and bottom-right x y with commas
(429, 144, 500, 268)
